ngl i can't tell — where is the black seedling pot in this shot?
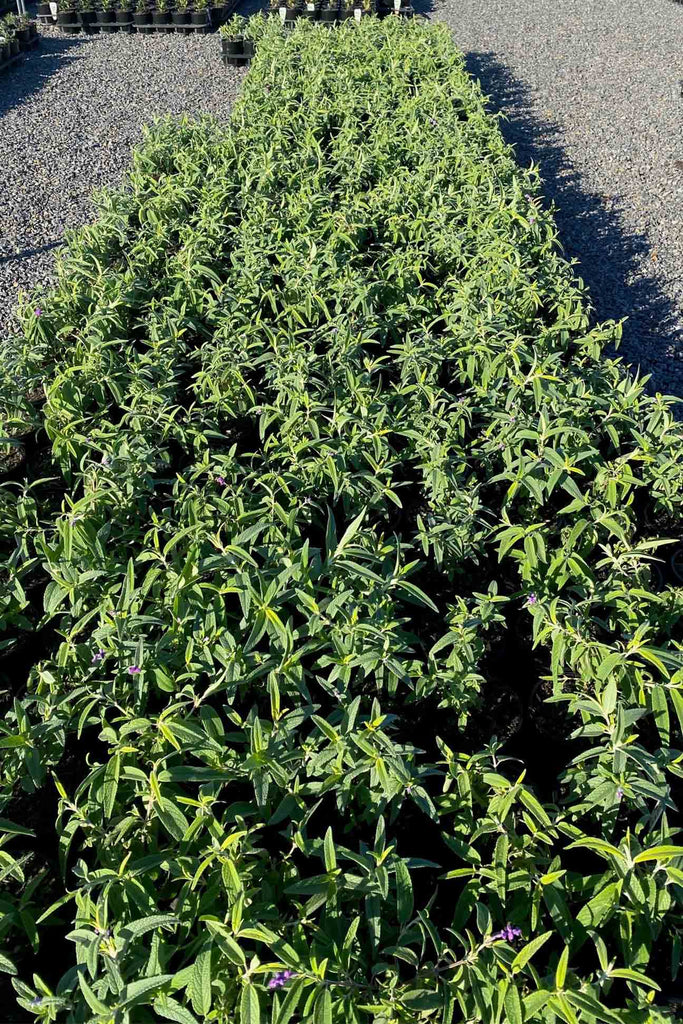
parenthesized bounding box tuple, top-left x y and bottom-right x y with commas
(172, 9, 185, 22)
(152, 9, 171, 28)
(57, 8, 79, 24)
(320, 5, 337, 20)
(222, 34, 243, 53)
(16, 26, 31, 41)
(191, 10, 207, 23)
(29, 20, 38, 34)
(115, 8, 132, 20)
(9, 36, 20, 53)
(243, 37, 254, 56)
(37, 2, 52, 16)
(133, 10, 150, 23)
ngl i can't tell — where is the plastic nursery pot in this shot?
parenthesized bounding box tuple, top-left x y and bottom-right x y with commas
(16, 26, 30, 42)
(115, 8, 132, 21)
(0, 41, 9, 62)
(9, 35, 20, 52)
(319, 4, 337, 20)
(133, 9, 150, 23)
(29, 20, 38, 35)
(222, 33, 243, 53)
(37, 2, 52, 16)
(191, 9, 208, 29)
(242, 37, 254, 56)
(57, 7, 80, 29)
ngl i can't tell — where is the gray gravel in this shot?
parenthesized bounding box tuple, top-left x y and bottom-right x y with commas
(424, 0, 683, 404)
(0, 21, 246, 337)
(3, 3, 683, 406)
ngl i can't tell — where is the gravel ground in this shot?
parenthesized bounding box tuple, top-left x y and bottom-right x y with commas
(423, 0, 683, 404)
(2, 2, 683, 405)
(0, 19, 247, 336)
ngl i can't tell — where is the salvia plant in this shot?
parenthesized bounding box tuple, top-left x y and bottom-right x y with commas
(1, 14, 683, 1024)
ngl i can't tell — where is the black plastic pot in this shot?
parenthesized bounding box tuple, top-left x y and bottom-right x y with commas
(222, 34, 243, 53)
(16, 26, 30, 42)
(152, 8, 170, 27)
(37, 2, 52, 16)
(9, 36, 19, 53)
(172, 8, 185, 22)
(133, 9, 150, 23)
(320, 5, 337, 20)
(0, 41, 9, 62)
(96, 8, 110, 21)
(80, 8, 97, 30)
(115, 8, 132, 20)
(29, 20, 38, 35)
(57, 8, 79, 25)
(243, 37, 254, 56)
(191, 9, 207, 23)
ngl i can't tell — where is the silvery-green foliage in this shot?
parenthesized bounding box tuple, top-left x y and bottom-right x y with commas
(0, 15, 682, 1024)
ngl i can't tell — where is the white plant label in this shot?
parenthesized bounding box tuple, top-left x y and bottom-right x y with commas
(307, 3, 314, 9)
(393, 0, 400, 9)
(279, 5, 286, 19)
(354, 7, 361, 19)
(49, 1, 57, 15)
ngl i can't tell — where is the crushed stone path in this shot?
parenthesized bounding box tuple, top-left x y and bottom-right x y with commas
(426, 0, 683, 403)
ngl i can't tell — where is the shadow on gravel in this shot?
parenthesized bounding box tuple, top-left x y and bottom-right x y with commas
(0, 35, 87, 117)
(460, 51, 683, 409)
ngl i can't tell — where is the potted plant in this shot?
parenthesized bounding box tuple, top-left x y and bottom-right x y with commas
(0, 35, 9, 63)
(37, 2, 53, 20)
(115, 0, 132, 28)
(152, 0, 172, 31)
(80, 0, 98, 32)
(319, 0, 337, 22)
(172, 0, 189, 31)
(191, 0, 208, 32)
(56, 0, 80, 30)
(302, 0, 316, 19)
(133, 0, 150, 30)
(99, 0, 117, 29)
(15, 12, 32, 43)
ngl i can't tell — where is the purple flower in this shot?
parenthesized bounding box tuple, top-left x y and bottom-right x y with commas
(527, 593, 537, 606)
(525, 193, 532, 201)
(616, 787, 624, 800)
(128, 665, 141, 675)
(215, 476, 226, 486)
(34, 308, 42, 317)
(493, 923, 522, 942)
(30, 997, 42, 1007)
(529, 216, 536, 225)
(429, 117, 438, 126)
(268, 970, 295, 990)
(92, 649, 105, 664)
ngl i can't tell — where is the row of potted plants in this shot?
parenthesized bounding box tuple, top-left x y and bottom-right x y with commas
(0, 13, 39, 68)
(267, 0, 412, 22)
(46, 0, 236, 32)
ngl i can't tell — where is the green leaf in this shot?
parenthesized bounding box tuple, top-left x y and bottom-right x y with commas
(118, 974, 173, 1008)
(395, 858, 414, 927)
(240, 983, 261, 1024)
(273, 979, 304, 1024)
(608, 968, 660, 990)
(503, 982, 523, 1024)
(154, 996, 201, 1024)
(511, 931, 553, 973)
(189, 942, 213, 1017)
(313, 987, 332, 1024)
(555, 945, 569, 990)
(633, 845, 683, 864)
(0, 952, 17, 975)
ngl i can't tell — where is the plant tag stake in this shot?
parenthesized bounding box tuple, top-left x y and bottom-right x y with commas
(49, 1, 57, 15)
(393, 0, 400, 10)
(279, 4, 286, 19)
(307, 2, 315, 9)
(354, 7, 361, 19)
